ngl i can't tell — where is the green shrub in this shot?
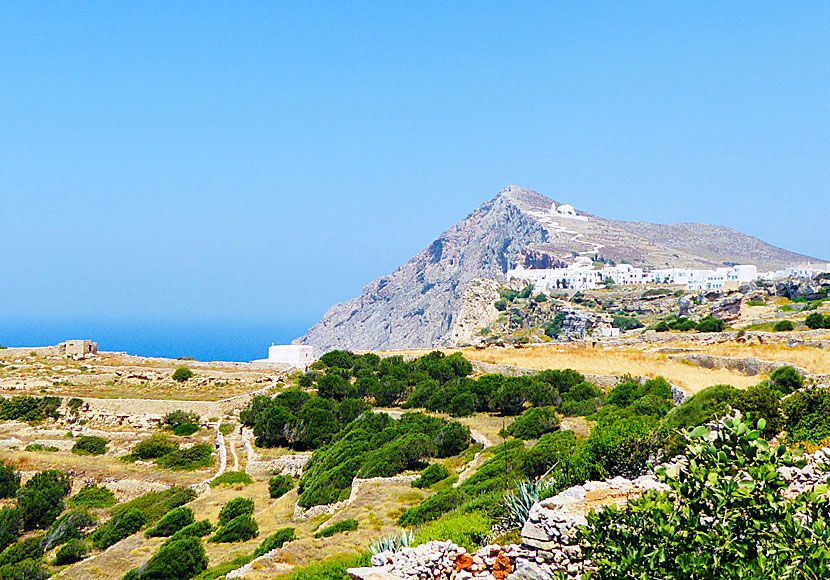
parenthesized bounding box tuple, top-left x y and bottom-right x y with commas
(0, 509, 21, 554)
(313, 518, 358, 538)
(773, 320, 794, 332)
(111, 487, 196, 525)
(695, 315, 725, 332)
(254, 527, 296, 557)
(268, 475, 294, 499)
(0, 559, 48, 580)
(71, 435, 108, 456)
(580, 415, 830, 580)
(146, 506, 194, 537)
(43, 509, 95, 550)
(155, 443, 213, 470)
(654, 321, 670, 332)
(783, 387, 830, 444)
(533, 294, 548, 303)
(412, 511, 491, 552)
(25, 444, 58, 452)
(162, 410, 199, 436)
(67, 485, 116, 509)
(210, 471, 252, 488)
(805, 312, 830, 329)
(17, 470, 71, 530)
(398, 489, 462, 527)
(732, 384, 783, 438)
(504, 407, 560, 440)
(612, 316, 644, 331)
(412, 464, 451, 488)
(219, 497, 254, 526)
(0, 536, 44, 567)
(134, 536, 207, 580)
(92, 509, 147, 549)
(769, 365, 804, 395)
(132, 434, 179, 459)
(277, 554, 370, 580)
(0, 396, 61, 423)
(54, 538, 87, 565)
(0, 464, 19, 500)
(171, 367, 194, 383)
(667, 384, 740, 430)
(166, 519, 213, 545)
(745, 300, 766, 306)
(209, 515, 259, 543)
(494, 299, 508, 312)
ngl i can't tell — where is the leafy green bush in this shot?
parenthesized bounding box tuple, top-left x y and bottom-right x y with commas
(132, 536, 207, 580)
(166, 519, 213, 545)
(654, 321, 670, 332)
(111, 487, 196, 525)
(268, 475, 294, 499)
(0, 559, 48, 580)
(210, 471, 252, 488)
(71, 435, 108, 456)
(277, 553, 370, 580)
(254, 527, 296, 557)
(146, 506, 194, 537)
(162, 410, 199, 436)
(0, 464, 19, 500)
(732, 384, 784, 438)
(92, 509, 147, 549)
(769, 365, 804, 395)
(171, 367, 194, 383)
(412, 511, 491, 552)
(313, 518, 358, 538)
(155, 443, 213, 470)
(580, 415, 830, 580)
(54, 538, 87, 565)
(218, 497, 254, 526)
(667, 384, 739, 430)
(412, 464, 451, 488)
(533, 294, 548, 303)
(494, 299, 508, 312)
(398, 489, 462, 527)
(209, 515, 259, 543)
(504, 407, 560, 440)
(805, 312, 830, 329)
(783, 386, 830, 444)
(0, 509, 21, 554)
(611, 316, 643, 331)
(0, 536, 44, 567)
(132, 434, 179, 459)
(0, 396, 60, 423)
(18, 470, 71, 530)
(43, 509, 95, 550)
(67, 485, 116, 509)
(25, 443, 58, 452)
(773, 320, 794, 332)
(695, 315, 725, 332)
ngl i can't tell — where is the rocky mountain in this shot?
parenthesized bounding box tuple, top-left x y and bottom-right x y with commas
(296, 186, 823, 352)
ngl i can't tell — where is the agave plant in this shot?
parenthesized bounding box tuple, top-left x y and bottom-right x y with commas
(503, 475, 556, 529)
(370, 528, 415, 555)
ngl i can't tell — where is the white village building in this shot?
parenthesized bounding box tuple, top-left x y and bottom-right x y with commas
(253, 344, 314, 368)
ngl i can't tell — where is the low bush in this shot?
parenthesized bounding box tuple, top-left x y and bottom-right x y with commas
(92, 509, 147, 549)
(67, 485, 117, 509)
(171, 367, 194, 383)
(277, 554, 371, 580)
(0, 509, 21, 553)
(18, 470, 72, 530)
(268, 475, 294, 499)
(412, 511, 491, 552)
(0, 396, 61, 423)
(131, 536, 208, 580)
(71, 435, 108, 456)
(504, 407, 560, 440)
(218, 497, 253, 527)
(146, 506, 194, 537)
(783, 387, 830, 444)
(805, 312, 830, 329)
(111, 487, 196, 525)
(155, 443, 213, 470)
(0, 535, 44, 567)
(209, 515, 259, 543)
(54, 538, 87, 565)
(132, 434, 179, 460)
(25, 443, 58, 452)
(162, 410, 199, 436)
(773, 320, 794, 332)
(43, 509, 95, 550)
(313, 518, 358, 538)
(0, 559, 48, 580)
(611, 316, 643, 331)
(695, 315, 725, 333)
(412, 464, 451, 488)
(210, 471, 252, 488)
(0, 463, 19, 499)
(166, 519, 213, 545)
(398, 489, 462, 527)
(254, 527, 296, 557)
(769, 365, 804, 395)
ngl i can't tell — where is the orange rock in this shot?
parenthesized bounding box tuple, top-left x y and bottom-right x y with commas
(455, 554, 474, 572)
(491, 552, 513, 580)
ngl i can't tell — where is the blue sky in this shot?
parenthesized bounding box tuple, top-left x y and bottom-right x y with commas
(1, 2, 829, 343)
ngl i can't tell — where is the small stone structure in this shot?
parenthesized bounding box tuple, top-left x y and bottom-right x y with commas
(62, 340, 97, 356)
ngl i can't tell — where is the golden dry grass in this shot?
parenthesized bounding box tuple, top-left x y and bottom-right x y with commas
(462, 345, 760, 394)
(689, 342, 830, 375)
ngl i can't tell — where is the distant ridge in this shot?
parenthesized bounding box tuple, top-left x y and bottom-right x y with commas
(297, 186, 823, 352)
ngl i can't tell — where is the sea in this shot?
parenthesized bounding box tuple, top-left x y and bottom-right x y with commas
(0, 318, 313, 363)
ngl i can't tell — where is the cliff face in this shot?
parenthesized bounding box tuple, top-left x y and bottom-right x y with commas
(297, 185, 823, 352)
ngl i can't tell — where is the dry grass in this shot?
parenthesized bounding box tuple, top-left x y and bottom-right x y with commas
(462, 345, 760, 394)
(689, 342, 830, 375)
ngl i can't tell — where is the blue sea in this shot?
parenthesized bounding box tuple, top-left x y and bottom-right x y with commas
(0, 318, 313, 362)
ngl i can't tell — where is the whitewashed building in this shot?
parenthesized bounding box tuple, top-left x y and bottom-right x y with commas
(253, 344, 314, 368)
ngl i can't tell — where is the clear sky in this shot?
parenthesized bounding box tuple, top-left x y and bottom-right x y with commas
(1, 3, 829, 357)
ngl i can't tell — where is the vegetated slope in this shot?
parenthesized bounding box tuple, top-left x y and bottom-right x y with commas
(298, 185, 822, 352)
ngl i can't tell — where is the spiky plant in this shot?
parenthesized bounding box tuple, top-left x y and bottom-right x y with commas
(370, 529, 414, 554)
(503, 476, 555, 529)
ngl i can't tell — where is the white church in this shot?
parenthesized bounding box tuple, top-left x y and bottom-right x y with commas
(253, 344, 314, 368)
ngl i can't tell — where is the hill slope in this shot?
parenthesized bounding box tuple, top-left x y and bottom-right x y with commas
(296, 186, 822, 352)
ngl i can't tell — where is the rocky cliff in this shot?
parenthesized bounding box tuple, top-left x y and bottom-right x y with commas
(297, 186, 823, 352)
